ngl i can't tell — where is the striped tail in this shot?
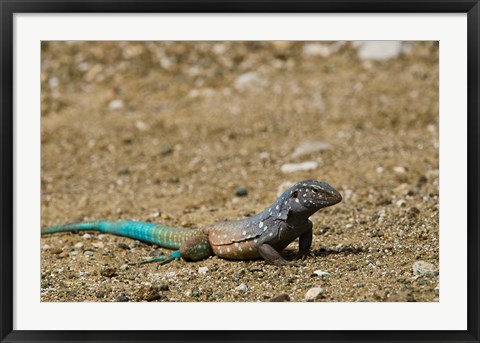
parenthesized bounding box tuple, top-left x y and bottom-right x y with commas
(41, 221, 200, 250)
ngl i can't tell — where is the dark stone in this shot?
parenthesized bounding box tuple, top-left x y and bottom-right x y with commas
(118, 167, 130, 175)
(137, 286, 163, 302)
(116, 295, 129, 302)
(100, 267, 117, 277)
(118, 243, 130, 250)
(161, 145, 173, 156)
(159, 284, 170, 291)
(269, 294, 290, 302)
(235, 187, 248, 196)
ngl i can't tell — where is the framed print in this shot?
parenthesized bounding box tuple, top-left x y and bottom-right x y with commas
(1, 1, 479, 342)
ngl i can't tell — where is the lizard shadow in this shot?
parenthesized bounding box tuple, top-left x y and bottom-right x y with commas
(281, 246, 366, 260)
(311, 246, 366, 257)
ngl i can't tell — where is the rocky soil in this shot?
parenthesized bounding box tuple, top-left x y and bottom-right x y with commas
(41, 41, 439, 302)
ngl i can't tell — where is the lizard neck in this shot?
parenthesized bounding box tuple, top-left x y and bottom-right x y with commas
(285, 211, 312, 227)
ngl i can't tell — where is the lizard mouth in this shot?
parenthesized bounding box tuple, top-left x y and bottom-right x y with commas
(330, 192, 342, 204)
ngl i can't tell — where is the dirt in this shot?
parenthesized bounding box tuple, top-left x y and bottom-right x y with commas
(40, 41, 439, 302)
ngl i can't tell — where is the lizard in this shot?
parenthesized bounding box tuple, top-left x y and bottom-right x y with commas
(41, 179, 342, 266)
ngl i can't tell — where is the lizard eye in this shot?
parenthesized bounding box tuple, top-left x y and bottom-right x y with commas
(312, 188, 320, 193)
(291, 191, 298, 198)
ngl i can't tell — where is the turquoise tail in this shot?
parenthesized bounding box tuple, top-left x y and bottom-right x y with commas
(41, 221, 199, 250)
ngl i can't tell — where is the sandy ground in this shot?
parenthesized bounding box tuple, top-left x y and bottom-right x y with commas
(41, 41, 439, 302)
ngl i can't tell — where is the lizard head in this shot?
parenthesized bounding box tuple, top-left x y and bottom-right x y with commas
(286, 180, 342, 215)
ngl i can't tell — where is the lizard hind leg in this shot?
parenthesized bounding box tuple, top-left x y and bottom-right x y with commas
(179, 235, 213, 261)
(128, 250, 181, 265)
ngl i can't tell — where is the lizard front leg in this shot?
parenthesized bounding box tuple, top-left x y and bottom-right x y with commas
(257, 243, 299, 266)
(289, 220, 313, 261)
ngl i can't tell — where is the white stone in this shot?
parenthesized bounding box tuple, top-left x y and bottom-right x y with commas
(259, 152, 270, 160)
(82, 233, 91, 239)
(198, 267, 209, 275)
(292, 141, 332, 158)
(234, 72, 268, 91)
(188, 88, 216, 98)
(281, 161, 319, 174)
(235, 283, 248, 293)
(303, 42, 343, 58)
(108, 99, 124, 110)
(48, 77, 59, 88)
(353, 41, 410, 61)
(312, 270, 330, 280)
(305, 287, 324, 301)
(74, 242, 84, 249)
(135, 120, 149, 131)
(413, 261, 438, 277)
(92, 241, 104, 249)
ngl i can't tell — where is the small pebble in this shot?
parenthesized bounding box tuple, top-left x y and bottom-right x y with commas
(269, 294, 290, 302)
(164, 271, 176, 278)
(312, 270, 330, 280)
(412, 261, 438, 277)
(291, 141, 331, 158)
(259, 152, 270, 160)
(198, 267, 209, 275)
(70, 251, 78, 256)
(353, 283, 364, 288)
(137, 286, 162, 301)
(234, 72, 268, 91)
(393, 166, 406, 174)
(161, 145, 173, 156)
(305, 287, 324, 301)
(320, 226, 330, 234)
(95, 291, 105, 299)
(58, 252, 69, 258)
(281, 161, 319, 173)
(354, 41, 408, 61)
(235, 187, 248, 197)
(82, 233, 92, 239)
(120, 264, 129, 271)
(235, 283, 248, 293)
(116, 295, 129, 302)
(100, 267, 117, 277)
(74, 242, 84, 249)
(84, 250, 94, 256)
(118, 167, 130, 175)
(303, 43, 340, 58)
(159, 284, 170, 292)
(50, 247, 62, 255)
(109, 99, 124, 110)
(92, 242, 104, 249)
(408, 207, 421, 217)
(149, 248, 164, 257)
(42, 244, 50, 250)
(118, 243, 130, 250)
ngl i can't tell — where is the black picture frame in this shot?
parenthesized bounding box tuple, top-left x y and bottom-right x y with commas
(1, 1, 479, 342)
